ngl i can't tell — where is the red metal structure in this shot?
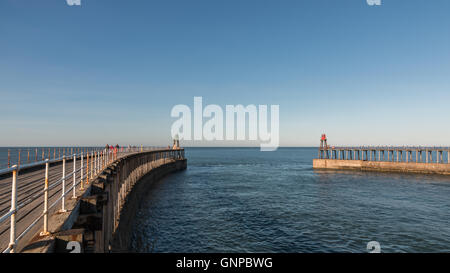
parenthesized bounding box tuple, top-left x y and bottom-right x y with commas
(319, 134, 329, 159)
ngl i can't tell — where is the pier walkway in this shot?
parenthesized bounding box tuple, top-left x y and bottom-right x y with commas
(0, 146, 184, 253)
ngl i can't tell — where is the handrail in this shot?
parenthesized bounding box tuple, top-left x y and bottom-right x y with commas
(320, 146, 450, 150)
(0, 146, 163, 176)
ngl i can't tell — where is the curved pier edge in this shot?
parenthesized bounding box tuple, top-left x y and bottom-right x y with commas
(20, 151, 186, 253)
(111, 159, 187, 252)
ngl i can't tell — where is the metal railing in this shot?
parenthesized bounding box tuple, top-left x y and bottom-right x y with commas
(318, 146, 450, 164)
(0, 146, 164, 253)
(2, 146, 165, 170)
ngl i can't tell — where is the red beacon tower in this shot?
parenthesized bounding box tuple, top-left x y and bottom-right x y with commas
(319, 134, 329, 159)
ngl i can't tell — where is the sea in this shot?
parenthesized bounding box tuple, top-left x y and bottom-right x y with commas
(129, 147, 450, 253)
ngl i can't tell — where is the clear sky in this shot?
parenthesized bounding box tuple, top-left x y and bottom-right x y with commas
(1, 0, 450, 147)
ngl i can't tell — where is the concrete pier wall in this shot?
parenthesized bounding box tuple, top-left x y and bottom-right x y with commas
(110, 159, 187, 252)
(313, 159, 450, 175)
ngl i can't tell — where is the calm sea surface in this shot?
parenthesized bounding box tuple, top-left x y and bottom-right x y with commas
(129, 147, 450, 253)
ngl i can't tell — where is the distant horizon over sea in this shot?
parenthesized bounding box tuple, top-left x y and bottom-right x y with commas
(2, 145, 450, 170)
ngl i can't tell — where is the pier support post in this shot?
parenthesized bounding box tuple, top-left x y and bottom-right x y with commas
(80, 153, 84, 190)
(8, 167, 17, 252)
(72, 154, 76, 199)
(60, 156, 67, 213)
(40, 161, 50, 236)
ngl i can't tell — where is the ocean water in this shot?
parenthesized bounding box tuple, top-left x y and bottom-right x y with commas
(129, 147, 450, 253)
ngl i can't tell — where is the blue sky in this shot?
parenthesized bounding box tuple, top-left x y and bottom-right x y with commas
(1, 0, 450, 147)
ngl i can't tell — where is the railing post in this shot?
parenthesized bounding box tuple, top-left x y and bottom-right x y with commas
(40, 160, 50, 236)
(60, 156, 67, 212)
(72, 154, 76, 199)
(97, 151, 100, 172)
(8, 149, 10, 168)
(91, 151, 94, 179)
(8, 167, 18, 252)
(86, 152, 89, 184)
(80, 152, 84, 190)
(97, 151, 100, 173)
